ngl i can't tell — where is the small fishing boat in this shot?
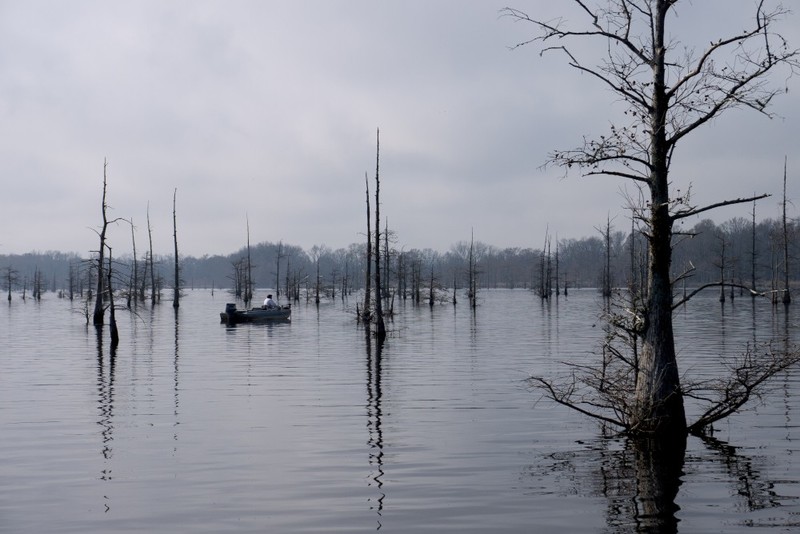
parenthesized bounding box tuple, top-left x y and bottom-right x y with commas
(220, 302, 291, 324)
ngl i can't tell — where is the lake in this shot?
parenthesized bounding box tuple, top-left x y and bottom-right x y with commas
(1, 288, 798, 533)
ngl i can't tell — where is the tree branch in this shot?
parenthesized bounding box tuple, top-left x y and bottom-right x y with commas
(672, 282, 762, 310)
(671, 194, 770, 221)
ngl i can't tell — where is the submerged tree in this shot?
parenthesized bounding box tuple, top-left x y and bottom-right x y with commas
(92, 160, 127, 325)
(362, 172, 372, 322)
(106, 246, 119, 347)
(172, 188, 180, 309)
(244, 215, 254, 306)
(4, 265, 19, 301)
(505, 1, 799, 437)
(147, 202, 157, 305)
(781, 156, 791, 305)
(373, 129, 386, 338)
(468, 229, 478, 308)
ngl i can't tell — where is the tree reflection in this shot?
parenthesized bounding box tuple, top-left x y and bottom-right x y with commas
(699, 434, 781, 512)
(365, 332, 385, 530)
(95, 326, 116, 512)
(173, 307, 180, 444)
(529, 432, 786, 532)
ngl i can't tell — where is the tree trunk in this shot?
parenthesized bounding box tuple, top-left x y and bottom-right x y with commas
(148, 203, 157, 305)
(782, 156, 791, 304)
(172, 188, 180, 309)
(634, 4, 686, 436)
(373, 129, 386, 338)
(363, 172, 372, 321)
(107, 248, 119, 348)
(93, 160, 109, 326)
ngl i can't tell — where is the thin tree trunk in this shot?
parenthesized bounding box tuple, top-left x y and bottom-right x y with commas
(93, 159, 110, 326)
(751, 199, 757, 297)
(782, 156, 791, 304)
(130, 219, 138, 307)
(276, 241, 283, 299)
(172, 188, 180, 309)
(148, 203, 157, 305)
(107, 247, 119, 347)
(363, 172, 372, 321)
(373, 129, 386, 338)
(245, 215, 253, 306)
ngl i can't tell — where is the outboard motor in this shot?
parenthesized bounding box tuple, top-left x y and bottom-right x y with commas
(225, 303, 237, 315)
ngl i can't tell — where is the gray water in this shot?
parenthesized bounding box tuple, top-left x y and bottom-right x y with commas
(1, 289, 798, 533)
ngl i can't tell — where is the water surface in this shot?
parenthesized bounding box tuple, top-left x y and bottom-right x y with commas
(1, 289, 798, 532)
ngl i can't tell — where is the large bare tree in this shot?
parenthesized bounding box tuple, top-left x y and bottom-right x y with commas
(504, 0, 799, 437)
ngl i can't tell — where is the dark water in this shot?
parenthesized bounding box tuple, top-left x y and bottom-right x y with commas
(1, 289, 798, 533)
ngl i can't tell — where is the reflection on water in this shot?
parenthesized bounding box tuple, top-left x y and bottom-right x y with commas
(95, 326, 116, 505)
(173, 307, 180, 446)
(365, 332, 385, 529)
(0, 289, 797, 532)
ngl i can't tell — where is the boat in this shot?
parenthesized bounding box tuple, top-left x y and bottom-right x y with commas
(220, 302, 291, 324)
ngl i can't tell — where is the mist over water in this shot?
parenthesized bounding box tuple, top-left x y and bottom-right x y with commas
(1, 289, 798, 532)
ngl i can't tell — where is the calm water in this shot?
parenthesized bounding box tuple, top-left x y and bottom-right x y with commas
(1, 289, 798, 533)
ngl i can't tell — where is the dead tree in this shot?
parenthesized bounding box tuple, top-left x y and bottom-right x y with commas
(275, 240, 284, 299)
(598, 216, 613, 298)
(505, 0, 799, 437)
(373, 129, 386, 338)
(4, 266, 19, 301)
(751, 199, 758, 297)
(362, 172, 372, 322)
(172, 188, 180, 309)
(244, 215, 254, 306)
(92, 160, 126, 325)
(782, 157, 791, 304)
(468, 230, 478, 308)
(129, 218, 138, 307)
(147, 202, 157, 305)
(714, 232, 727, 303)
(106, 246, 119, 347)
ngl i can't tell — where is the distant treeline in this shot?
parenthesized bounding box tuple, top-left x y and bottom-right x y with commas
(2, 216, 797, 299)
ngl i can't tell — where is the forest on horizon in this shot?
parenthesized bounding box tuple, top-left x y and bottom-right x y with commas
(3, 213, 799, 301)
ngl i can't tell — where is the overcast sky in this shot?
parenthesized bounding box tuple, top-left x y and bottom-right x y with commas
(1, 1, 798, 258)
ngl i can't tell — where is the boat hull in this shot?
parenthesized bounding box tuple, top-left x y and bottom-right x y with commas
(220, 303, 291, 324)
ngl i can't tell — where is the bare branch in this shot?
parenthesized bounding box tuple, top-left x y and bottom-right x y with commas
(672, 282, 762, 310)
(671, 194, 771, 221)
(687, 343, 800, 434)
(528, 375, 629, 430)
(667, 3, 800, 146)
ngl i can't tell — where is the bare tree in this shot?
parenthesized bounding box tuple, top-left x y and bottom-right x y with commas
(275, 240, 284, 299)
(468, 229, 478, 308)
(505, 0, 799, 437)
(596, 215, 613, 298)
(129, 218, 139, 307)
(309, 244, 325, 304)
(244, 215, 254, 306)
(147, 202, 157, 305)
(172, 188, 180, 309)
(781, 156, 791, 304)
(362, 172, 372, 322)
(4, 265, 19, 301)
(373, 129, 386, 338)
(92, 160, 127, 325)
(106, 245, 119, 347)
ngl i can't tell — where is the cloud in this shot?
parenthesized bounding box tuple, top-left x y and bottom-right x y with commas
(1, 1, 798, 257)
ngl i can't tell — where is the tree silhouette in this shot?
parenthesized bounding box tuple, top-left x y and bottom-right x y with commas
(505, 0, 799, 437)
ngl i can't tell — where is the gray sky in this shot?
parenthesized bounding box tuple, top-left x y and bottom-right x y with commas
(1, 1, 798, 258)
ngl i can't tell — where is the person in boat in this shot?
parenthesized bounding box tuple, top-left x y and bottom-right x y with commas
(263, 294, 278, 309)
